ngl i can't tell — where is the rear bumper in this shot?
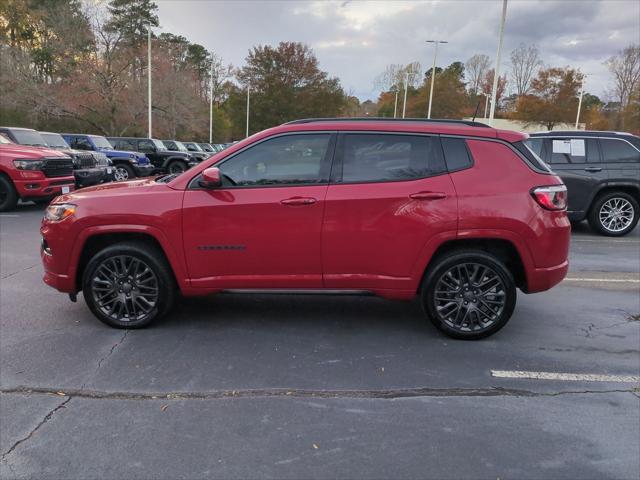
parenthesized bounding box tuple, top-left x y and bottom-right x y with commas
(525, 260, 569, 293)
(14, 176, 75, 199)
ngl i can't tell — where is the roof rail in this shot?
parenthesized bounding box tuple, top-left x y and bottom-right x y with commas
(284, 117, 492, 128)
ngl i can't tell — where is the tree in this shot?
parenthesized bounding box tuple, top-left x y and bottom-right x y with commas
(408, 62, 468, 119)
(105, 0, 159, 47)
(481, 68, 507, 106)
(512, 67, 584, 130)
(510, 43, 542, 96)
(465, 54, 491, 94)
(235, 42, 345, 134)
(605, 44, 640, 129)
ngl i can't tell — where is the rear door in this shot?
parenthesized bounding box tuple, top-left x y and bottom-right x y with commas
(598, 137, 640, 187)
(538, 136, 605, 216)
(322, 132, 457, 291)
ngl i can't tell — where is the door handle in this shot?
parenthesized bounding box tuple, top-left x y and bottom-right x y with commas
(280, 197, 317, 206)
(584, 167, 602, 173)
(409, 191, 447, 200)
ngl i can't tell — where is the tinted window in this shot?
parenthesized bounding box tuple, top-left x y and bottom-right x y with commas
(600, 139, 640, 163)
(441, 137, 473, 171)
(219, 134, 330, 186)
(586, 138, 600, 163)
(69, 136, 92, 150)
(111, 139, 136, 150)
(339, 134, 445, 183)
(138, 140, 156, 152)
(524, 138, 544, 157)
(549, 138, 595, 164)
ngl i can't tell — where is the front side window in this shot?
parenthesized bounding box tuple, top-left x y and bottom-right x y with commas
(219, 134, 331, 186)
(138, 140, 155, 152)
(339, 134, 445, 183)
(600, 139, 640, 163)
(549, 138, 595, 164)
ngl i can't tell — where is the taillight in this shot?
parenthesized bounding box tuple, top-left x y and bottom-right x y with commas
(531, 185, 567, 210)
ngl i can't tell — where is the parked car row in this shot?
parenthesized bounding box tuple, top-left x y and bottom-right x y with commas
(0, 126, 232, 211)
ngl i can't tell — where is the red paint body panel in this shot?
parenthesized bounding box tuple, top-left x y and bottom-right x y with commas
(0, 143, 75, 199)
(40, 120, 567, 302)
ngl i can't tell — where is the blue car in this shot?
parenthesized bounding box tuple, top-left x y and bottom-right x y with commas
(62, 134, 155, 181)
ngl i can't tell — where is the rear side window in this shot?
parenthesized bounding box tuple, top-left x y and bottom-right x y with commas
(338, 134, 445, 183)
(600, 139, 640, 163)
(69, 136, 92, 150)
(441, 137, 473, 171)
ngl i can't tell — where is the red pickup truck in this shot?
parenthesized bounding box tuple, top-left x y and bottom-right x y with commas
(0, 134, 75, 211)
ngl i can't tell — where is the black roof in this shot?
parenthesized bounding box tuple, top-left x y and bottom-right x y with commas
(530, 130, 639, 139)
(285, 118, 491, 128)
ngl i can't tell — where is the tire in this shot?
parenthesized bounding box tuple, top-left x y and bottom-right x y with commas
(82, 241, 176, 328)
(588, 191, 639, 237)
(0, 175, 18, 212)
(113, 163, 135, 181)
(167, 160, 187, 174)
(421, 250, 517, 340)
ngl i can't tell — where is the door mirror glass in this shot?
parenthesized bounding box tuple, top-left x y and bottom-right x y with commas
(199, 167, 222, 188)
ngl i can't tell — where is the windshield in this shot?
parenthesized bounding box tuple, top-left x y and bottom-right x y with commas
(12, 129, 47, 147)
(185, 142, 203, 152)
(152, 139, 166, 151)
(90, 135, 114, 149)
(41, 133, 69, 149)
(199, 143, 213, 152)
(173, 141, 188, 152)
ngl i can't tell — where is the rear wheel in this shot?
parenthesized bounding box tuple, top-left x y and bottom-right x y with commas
(167, 160, 187, 174)
(588, 192, 639, 236)
(421, 251, 517, 340)
(113, 163, 135, 181)
(0, 176, 18, 212)
(82, 242, 176, 328)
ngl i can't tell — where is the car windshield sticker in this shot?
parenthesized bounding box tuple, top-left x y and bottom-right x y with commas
(552, 139, 571, 154)
(570, 139, 585, 157)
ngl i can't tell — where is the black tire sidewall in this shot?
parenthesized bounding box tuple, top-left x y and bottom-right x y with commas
(82, 243, 175, 328)
(167, 160, 187, 174)
(421, 251, 517, 340)
(0, 175, 18, 212)
(589, 192, 639, 237)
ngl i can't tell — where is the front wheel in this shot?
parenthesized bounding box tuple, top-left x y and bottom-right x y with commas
(113, 163, 135, 181)
(82, 242, 176, 328)
(421, 251, 517, 340)
(588, 192, 639, 236)
(0, 175, 18, 212)
(167, 160, 187, 174)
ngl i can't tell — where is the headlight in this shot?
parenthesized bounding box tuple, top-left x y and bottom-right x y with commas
(13, 159, 44, 170)
(44, 203, 76, 222)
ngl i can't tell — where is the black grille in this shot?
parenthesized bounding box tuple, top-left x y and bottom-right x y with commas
(41, 157, 74, 178)
(75, 152, 96, 169)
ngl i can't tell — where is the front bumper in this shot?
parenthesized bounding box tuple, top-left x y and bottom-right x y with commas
(14, 174, 76, 199)
(74, 167, 107, 187)
(132, 164, 155, 177)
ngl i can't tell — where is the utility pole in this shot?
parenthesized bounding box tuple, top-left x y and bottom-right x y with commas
(488, 0, 507, 126)
(484, 93, 490, 118)
(393, 88, 398, 118)
(245, 85, 250, 138)
(402, 71, 410, 118)
(426, 40, 447, 119)
(209, 57, 214, 143)
(147, 26, 152, 138)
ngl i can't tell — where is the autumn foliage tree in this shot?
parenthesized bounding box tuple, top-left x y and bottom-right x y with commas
(512, 67, 584, 130)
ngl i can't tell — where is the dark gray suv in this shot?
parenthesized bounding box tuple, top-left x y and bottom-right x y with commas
(527, 131, 640, 236)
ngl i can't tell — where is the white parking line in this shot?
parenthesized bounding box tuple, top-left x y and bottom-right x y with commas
(572, 238, 639, 244)
(564, 277, 640, 283)
(491, 370, 640, 383)
(0, 214, 20, 218)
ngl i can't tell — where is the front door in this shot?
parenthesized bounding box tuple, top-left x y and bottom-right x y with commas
(322, 132, 457, 292)
(182, 132, 335, 289)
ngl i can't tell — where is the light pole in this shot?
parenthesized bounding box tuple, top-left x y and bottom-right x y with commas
(147, 26, 152, 138)
(488, 0, 507, 126)
(483, 93, 490, 118)
(245, 84, 250, 138)
(402, 70, 410, 118)
(209, 57, 214, 143)
(575, 80, 585, 130)
(426, 39, 448, 119)
(393, 87, 398, 118)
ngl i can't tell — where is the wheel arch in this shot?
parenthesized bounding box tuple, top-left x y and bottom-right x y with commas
(587, 184, 640, 215)
(418, 237, 528, 293)
(73, 227, 188, 293)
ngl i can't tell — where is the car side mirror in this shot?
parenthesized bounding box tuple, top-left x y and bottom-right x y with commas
(199, 167, 222, 188)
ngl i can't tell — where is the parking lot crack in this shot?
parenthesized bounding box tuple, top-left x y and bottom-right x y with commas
(80, 330, 130, 390)
(1, 264, 38, 280)
(0, 396, 71, 463)
(1, 385, 636, 401)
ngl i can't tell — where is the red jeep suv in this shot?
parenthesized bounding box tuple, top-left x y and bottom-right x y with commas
(41, 119, 570, 339)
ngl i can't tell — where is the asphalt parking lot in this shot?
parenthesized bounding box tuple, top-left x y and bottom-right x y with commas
(1, 203, 639, 479)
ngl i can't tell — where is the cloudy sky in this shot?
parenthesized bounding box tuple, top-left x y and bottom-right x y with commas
(155, 0, 639, 101)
